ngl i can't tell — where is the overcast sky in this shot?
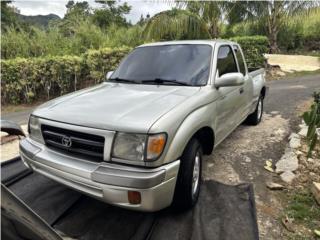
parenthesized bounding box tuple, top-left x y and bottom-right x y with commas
(11, 0, 172, 24)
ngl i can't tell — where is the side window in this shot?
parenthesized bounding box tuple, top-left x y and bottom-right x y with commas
(217, 46, 238, 77)
(233, 45, 246, 75)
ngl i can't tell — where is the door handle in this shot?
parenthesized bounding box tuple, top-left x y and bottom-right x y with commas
(239, 88, 244, 94)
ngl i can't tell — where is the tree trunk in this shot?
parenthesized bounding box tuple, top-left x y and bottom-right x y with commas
(267, 3, 280, 53)
(269, 28, 279, 53)
(209, 23, 219, 39)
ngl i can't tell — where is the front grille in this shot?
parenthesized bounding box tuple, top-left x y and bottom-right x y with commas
(41, 124, 105, 162)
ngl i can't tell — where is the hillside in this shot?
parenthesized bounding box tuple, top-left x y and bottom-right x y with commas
(17, 13, 60, 28)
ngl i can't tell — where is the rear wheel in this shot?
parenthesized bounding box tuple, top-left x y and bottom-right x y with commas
(172, 138, 202, 210)
(245, 95, 263, 125)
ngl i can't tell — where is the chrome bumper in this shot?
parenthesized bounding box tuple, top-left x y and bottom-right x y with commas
(20, 138, 180, 212)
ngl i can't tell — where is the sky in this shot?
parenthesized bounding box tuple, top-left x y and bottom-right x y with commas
(11, 0, 172, 24)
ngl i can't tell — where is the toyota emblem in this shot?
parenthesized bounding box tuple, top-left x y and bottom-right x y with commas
(62, 136, 72, 147)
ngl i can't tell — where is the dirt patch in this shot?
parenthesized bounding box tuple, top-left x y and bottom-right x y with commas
(0, 125, 28, 162)
(265, 54, 320, 72)
(295, 99, 313, 116)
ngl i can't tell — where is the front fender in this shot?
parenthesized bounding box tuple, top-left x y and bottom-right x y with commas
(162, 102, 217, 164)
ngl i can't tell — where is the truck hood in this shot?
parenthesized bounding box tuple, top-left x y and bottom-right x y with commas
(33, 82, 200, 133)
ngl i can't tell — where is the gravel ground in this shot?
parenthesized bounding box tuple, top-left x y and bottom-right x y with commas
(203, 74, 320, 239)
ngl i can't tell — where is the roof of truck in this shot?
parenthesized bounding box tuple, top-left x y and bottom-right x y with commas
(138, 39, 236, 48)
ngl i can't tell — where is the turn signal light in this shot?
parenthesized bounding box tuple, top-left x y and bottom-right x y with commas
(147, 133, 166, 160)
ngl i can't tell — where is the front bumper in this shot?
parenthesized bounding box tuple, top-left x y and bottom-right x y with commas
(20, 138, 180, 212)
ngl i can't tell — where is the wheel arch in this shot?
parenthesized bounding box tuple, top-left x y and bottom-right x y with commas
(261, 86, 266, 99)
(192, 127, 215, 155)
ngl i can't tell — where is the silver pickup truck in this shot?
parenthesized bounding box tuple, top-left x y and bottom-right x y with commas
(20, 40, 266, 212)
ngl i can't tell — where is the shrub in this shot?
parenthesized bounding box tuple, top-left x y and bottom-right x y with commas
(230, 35, 269, 68)
(1, 47, 131, 104)
(1, 37, 268, 105)
(84, 47, 131, 83)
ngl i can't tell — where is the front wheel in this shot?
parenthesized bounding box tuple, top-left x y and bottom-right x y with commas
(172, 138, 202, 211)
(245, 95, 263, 125)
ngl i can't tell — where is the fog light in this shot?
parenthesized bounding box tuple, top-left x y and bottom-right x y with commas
(128, 191, 141, 204)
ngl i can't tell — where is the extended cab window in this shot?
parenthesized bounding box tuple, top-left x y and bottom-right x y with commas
(217, 46, 238, 77)
(233, 45, 246, 75)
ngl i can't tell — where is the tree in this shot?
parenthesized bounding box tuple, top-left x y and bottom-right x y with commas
(179, 1, 226, 39)
(92, 0, 131, 29)
(58, 1, 91, 36)
(245, 1, 320, 53)
(65, 1, 91, 19)
(143, 9, 210, 41)
(1, 1, 19, 32)
(137, 14, 145, 26)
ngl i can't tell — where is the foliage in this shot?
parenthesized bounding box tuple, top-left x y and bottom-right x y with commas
(84, 47, 131, 83)
(179, 1, 226, 38)
(277, 7, 320, 51)
(286, 190, 320, 223)
(1, 35, 269, 105)
(92, 1, 131, 29)
(17, 13, 60, 29)
(1, 48, 131, 105)
(230, 36, 269, 69)
(303, 92, 320, 157)
(242, 1, 320, 53)
(143, 9, 210, 41)
(1, 20, 142, 59)
(1, 1, 19, 32)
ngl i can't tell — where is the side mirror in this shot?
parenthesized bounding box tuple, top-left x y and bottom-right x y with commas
(215, 73, 244, 88)
(106, 71, 114, 80)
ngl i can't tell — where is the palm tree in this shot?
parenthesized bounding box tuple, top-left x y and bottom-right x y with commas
(245, 1, 320, 52)
(178, 1, 226, 38)
(143, 9, 210, 41)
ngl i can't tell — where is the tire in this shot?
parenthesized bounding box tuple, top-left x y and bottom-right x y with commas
(245, 95, 263, 125)
(172, 138, 202, 211)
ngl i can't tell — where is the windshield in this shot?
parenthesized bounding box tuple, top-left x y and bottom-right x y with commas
(110, 44, 212, 86)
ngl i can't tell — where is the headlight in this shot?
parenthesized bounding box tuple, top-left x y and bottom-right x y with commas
(112, 133, 166, 162)
(28, 115, 44, 143)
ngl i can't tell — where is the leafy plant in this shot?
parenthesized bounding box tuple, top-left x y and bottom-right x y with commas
(302, 92, 320, 157)
(1, 48, 131, 105)
(230, 36, 269, 69)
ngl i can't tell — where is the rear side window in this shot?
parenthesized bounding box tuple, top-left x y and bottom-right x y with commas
(233, 45, 246, 75)
(217, 46, 238, 77)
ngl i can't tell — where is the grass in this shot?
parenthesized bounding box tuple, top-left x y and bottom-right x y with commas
(1, 102, 39, 114)
(268, 69, 320, 81)
(286, 191, 320, 222)
(282, 50, 320, 57)
(283, 190, 320, 239)
(285, 69, 320, 78)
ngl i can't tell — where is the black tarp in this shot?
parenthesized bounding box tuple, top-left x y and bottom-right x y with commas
(2, 158, 259, 240)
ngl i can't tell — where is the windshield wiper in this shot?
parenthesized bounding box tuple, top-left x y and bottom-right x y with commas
(108, 77, 139, 84)
(142, 78, 190, 86)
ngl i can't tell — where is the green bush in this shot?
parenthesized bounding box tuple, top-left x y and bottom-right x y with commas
(230, 35, 269, 69)
(84, 47, 131, 82)
(277, 8, 320, 51)
(1, 47, 131, 104)
(1, 36, 268, 105)
(1, 21, 142, 60)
